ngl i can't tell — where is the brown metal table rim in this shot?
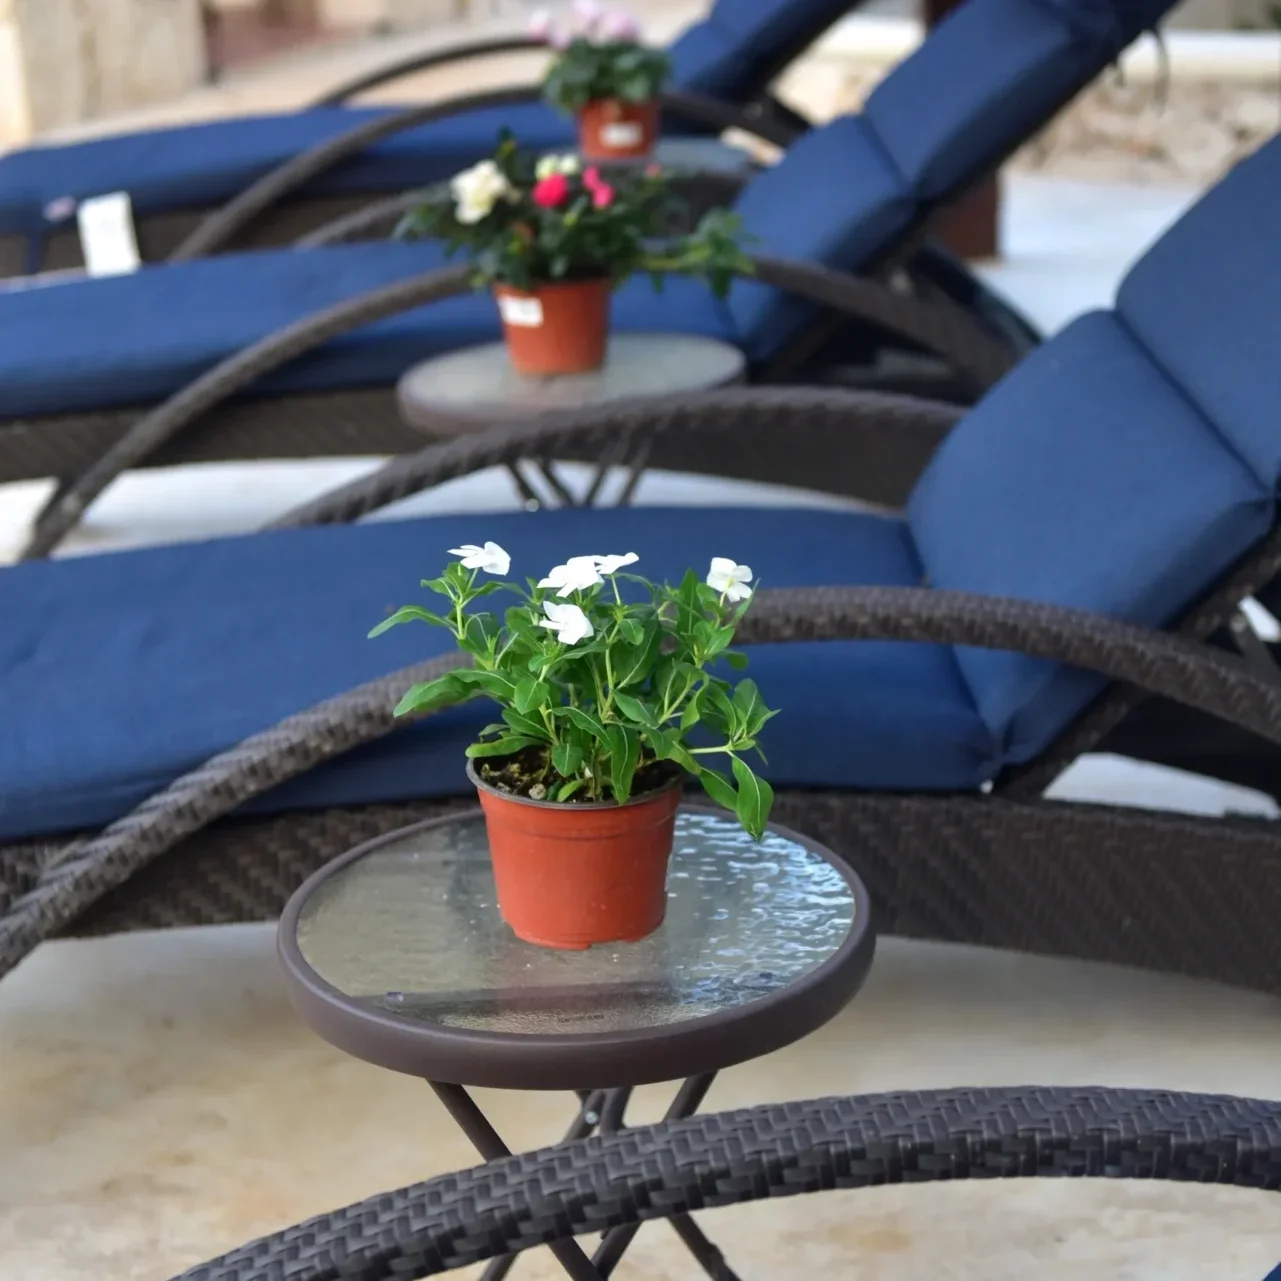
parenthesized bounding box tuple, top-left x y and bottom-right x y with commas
(395, 333, 748, 510)
(277, 807, 874, 1280)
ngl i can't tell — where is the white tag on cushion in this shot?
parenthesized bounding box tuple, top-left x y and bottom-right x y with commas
(600, 121, 643, 147)
(498, 294, 545, 328)
(77, 192, 142, 276)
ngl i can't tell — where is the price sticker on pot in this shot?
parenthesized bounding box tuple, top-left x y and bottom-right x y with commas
(499, 295, 545, 328)
(77, 191, 142, 276)
(601, 122, 644, 148)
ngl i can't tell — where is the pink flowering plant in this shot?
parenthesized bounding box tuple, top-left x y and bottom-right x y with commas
(370, 543, 777, 839)
(530, 3, 670, 116)
(396, 133, 748, 294)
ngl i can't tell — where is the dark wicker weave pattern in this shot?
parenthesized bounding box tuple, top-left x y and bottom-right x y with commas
(168, 88, 797, 264)
(17, 261, 1008, 560)
(175, 1086, 1281, 1280)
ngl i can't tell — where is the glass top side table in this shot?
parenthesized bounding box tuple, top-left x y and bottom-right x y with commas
(278, 807, 875, 1281)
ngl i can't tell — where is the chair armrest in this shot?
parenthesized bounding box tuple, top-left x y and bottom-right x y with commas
(267, 386, 962, 527)
(311, 36, 546, 106)
(172, 1086, 1281, 1280)
(169, 87, 794, 264)
(740, 584, 1281, 749)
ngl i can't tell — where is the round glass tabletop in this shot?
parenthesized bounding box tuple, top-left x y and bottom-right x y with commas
(280, 808, 875, 1089)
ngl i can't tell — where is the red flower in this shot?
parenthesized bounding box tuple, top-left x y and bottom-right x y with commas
(582, 166, 604, 191)
(591, 182, 616, 209)
(532, 173, 571, 208)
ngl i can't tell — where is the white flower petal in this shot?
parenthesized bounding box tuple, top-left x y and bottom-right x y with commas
(540, 601, 594, 646)
(707, 557, 753, 600)
(449, 541, 510, 575)
(538, 556, 604, 596)
(594, 551, 639, 576)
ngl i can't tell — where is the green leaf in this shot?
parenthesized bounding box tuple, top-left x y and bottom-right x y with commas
(392, 674, 468, 717)
(551, 741, 584, 777)
(368, 605, 446, 638)
(732, 679, 769, 735)
(563, 705, 609, 745)
(556, 778, 587, 802)
(465, 735, 541, 759)
(698, 681, 737, 734)
(617, 618, 644, 645)
(645, 727, 681, 761)
(697, 766, 739, 814)
(604, 723, 641, 803)
(611, 692, 658, 730)
(704, 625, 737, 658)
(501, 707, 546, 738)
(514, 678, 552, 714)
(723, 650, 750, 671)
(612, 621, 661, 688)
(678, 699, 701, 735)
(452, 669, 517, 702)
(731, 757, 774, 841)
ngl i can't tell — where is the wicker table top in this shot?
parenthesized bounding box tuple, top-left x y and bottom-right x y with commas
(396, 333, 746, 434)
(278, 808, 874, 1090)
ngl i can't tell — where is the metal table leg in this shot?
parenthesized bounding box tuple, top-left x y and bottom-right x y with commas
(430, 1074, 741, 1281)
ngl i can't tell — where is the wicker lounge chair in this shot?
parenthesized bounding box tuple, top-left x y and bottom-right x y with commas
(2, 0, 1184, 554)
(0, 0, 850, 277)
(172, 1086, 1281, 1280)
(6, 135, 1281, 996)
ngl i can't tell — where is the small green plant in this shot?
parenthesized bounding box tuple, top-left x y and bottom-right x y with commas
(531, 3, 671, 115)
(371, 543, 777, 840)
(396, 134, 750, 294)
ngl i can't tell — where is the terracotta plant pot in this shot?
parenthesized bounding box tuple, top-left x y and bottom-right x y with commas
(578, 98, 659, 160)
(468, 761, 682, 950)
(492, 278, 611, 377)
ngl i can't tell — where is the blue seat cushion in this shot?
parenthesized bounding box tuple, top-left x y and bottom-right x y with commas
(0, 242, 736, 418)
(861, 0, 1109, 200)
(1117, 139, 1281, 490)
(907, 310, 1272, 759)
(724, 114, 915, 355)
(0, 506, 997, 842)
(0, 106, 589, 242)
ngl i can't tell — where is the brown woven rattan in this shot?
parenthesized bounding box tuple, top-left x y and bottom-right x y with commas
(13, 262, 1007, 559)
(6, 391, 1281, 998)
(175, 1086, 1281, 1280)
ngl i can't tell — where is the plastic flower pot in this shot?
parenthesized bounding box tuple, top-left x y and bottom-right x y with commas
(467, 760, 682, 950)
(492, 278, 611, 376)
(578, 98, 659, 160)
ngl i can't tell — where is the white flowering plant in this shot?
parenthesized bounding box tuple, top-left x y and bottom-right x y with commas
(396, 134, 749, 294)
(370, 543, 777, 839)
(532, 3, 670, 115)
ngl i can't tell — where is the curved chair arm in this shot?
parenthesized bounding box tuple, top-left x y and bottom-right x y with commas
(19, 255, 1010, 561)
(169, 87, 795, 264)
(268, 386, 964, 527)
(7, 580, 1281, 980)
(311, 36, 546, 107)
(175, 1085, 1281, 1280)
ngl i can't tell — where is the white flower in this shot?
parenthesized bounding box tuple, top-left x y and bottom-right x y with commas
(573, 0, 606, 33)
(527, 6, 553, 39)
(450, 160, 515, 225)
(536, 153, 580, 179)
(540, 601, 594, 645)
(448, 541, 511, 575)
(538, 556, 603, 597)
(599, 8, 640, 40)
(706, 557, 753, 603)
(593, 552, 639, 575)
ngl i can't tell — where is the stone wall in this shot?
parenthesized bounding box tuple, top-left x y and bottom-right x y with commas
(1, 0, 206, 145)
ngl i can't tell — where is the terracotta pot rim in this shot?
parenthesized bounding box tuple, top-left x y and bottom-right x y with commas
(466, 758, 683, 813)
(492, 277, 613, 294)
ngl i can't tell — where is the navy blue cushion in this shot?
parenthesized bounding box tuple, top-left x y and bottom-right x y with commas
(1117, 140, 1281, 490)
(0, 106, 583, 241)
(0, 506, 996, 841)
(724, 114, 915, 355)
(0, 242, 735, 418)
(862, 0, 1103, 199)
(907, 310, 1271, 760)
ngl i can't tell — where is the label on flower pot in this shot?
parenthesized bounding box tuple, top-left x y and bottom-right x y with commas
(498, 294, 545, 328)
(600, 122, 644, 148)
